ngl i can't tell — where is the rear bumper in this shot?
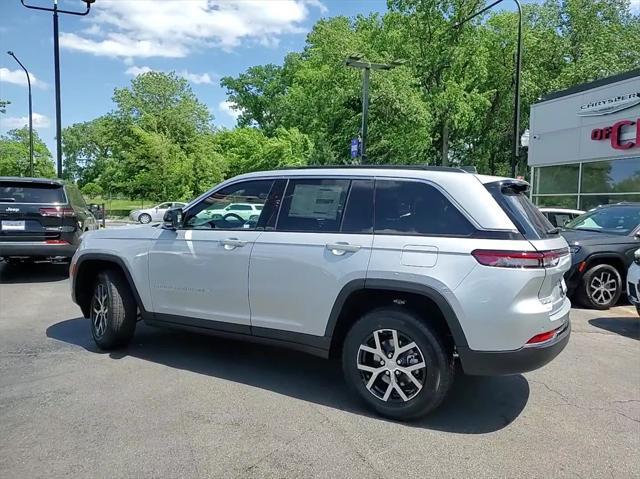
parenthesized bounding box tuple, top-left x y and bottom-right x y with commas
(458, 315, 571, 376)
(0, 241, 77, 258)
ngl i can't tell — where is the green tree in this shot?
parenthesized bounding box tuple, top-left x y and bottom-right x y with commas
(81, 182, 103, 198)
(0, 127, 56, 178)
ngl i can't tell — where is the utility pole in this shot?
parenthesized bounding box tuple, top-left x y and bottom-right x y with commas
(7, 51, 33, 176)
(20, 0, 95, 178)
(345, 55, 405, 164)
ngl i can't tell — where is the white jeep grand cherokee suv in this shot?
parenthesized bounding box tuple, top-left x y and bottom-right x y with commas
(70, 166, 571, 420)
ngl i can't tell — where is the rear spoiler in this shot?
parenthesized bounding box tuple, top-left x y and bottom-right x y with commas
(486, 179, 530, 193)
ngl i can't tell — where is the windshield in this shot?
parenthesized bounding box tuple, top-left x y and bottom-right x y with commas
(564, 205, 640, 235)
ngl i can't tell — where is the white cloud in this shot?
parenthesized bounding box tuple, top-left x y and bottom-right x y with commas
(0, 67, 47, 89)
(0, 113, 51, 129)
(125, 65, 154, 76)
(60, 0, 324, 59)
(179, 71, 215, 85)
(219, 101, 242, 120)
(125, 66, 216, 85)
(631, 0, 640, 12)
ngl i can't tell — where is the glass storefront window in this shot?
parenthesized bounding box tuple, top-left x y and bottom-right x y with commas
(534, 164, 580, 194)
(581, 157, 640, 194)
(580, 194, 640, 211)
(533, 195, 579, 209)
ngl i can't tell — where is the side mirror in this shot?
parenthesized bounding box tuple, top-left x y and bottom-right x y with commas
(163, 208, 183, 230)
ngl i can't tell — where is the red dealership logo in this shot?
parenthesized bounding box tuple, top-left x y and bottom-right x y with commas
(590, 119, 639, 149)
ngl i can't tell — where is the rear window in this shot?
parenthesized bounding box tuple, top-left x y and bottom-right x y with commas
(0, 182, 66, 204)
(486, 181, 555, 240)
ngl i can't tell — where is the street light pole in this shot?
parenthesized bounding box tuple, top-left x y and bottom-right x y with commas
(20, 0, 95, 179)
(345, 55, 405, 164)
(454, 0, 523, 177)
(360, 67, 370, 161)
(7, 51, 33, 177)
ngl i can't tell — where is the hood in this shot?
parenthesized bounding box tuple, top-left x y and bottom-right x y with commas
(83, 223, 161, 241)
(560, 228, 635, 247)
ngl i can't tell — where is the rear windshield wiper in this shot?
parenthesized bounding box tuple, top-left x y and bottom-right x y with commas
(0, 197, 16, 202)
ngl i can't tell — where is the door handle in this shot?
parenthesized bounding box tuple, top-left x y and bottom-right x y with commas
(221, 238, 247, 250)
(326, 242, 361, 256)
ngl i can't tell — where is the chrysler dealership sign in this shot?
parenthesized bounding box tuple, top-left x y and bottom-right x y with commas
(578, 92, 640, 116)
(591, 119, 639, 150)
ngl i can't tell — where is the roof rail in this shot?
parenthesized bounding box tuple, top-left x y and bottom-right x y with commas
(276, 165, 469, 173)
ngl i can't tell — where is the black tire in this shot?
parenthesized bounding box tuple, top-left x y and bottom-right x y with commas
(138, 213, 152, 224)
(342, 306, 454, 421)
(577, 263, 622, 310)
(89, 269, 137, 350)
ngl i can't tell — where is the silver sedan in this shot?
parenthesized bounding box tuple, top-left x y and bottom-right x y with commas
(129, 202, 186, 224)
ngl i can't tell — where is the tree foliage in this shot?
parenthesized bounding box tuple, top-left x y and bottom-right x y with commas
(0, 127, 56, 178)
(63, 72, 310, 201)
(59, 0, 639, 201)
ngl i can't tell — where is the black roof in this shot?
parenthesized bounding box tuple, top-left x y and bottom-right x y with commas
(279, 165, 469, 173)
(539, 69, 640, 103)
(0, 177, 64, 186)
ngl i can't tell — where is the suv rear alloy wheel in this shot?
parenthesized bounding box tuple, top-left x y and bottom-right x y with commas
(89, 269, 137, 349)
(342, 307, 454, 420)
(578, 264, 622, 310)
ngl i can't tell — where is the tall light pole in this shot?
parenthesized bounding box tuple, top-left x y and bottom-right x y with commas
(20, 0, 95, 179)
(7, 50, 33, 177)
(454, 0, 523, 177)
(345, 55, 405, 163)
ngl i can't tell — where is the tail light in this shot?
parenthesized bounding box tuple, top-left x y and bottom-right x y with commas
(45, 239, 70, 244)
(40, 207, 75, 218)
(525, 322, 567, 346)
(471, 247, 569, 269)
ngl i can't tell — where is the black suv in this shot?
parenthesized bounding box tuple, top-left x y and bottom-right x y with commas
(0, 177, 98, 263)
(562, 203, 640, 310)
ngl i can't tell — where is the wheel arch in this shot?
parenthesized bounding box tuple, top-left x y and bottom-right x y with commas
(583, 252, 627, 280)
(74, 253, 146, 318)
(326, 279, 468, 359)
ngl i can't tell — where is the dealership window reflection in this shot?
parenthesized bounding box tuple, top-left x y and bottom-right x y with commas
(532, 157, 640, 210)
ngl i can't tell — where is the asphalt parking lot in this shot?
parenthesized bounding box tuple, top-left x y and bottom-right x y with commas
(1, 262, 638, 479)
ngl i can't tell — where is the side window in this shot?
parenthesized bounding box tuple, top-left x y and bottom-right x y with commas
(184, 180, 274, 230)
(65, 185, 86, 208)
(374, 180, 474, 236)
(276, 178, 350, 232)
(341, 179, 373, 234)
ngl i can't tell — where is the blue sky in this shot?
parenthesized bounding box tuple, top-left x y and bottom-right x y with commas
(0, 0, 391, 154)
(0, 0, 565, 157)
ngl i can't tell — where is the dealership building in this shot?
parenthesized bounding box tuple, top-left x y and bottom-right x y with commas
(528, 69, 640, 210)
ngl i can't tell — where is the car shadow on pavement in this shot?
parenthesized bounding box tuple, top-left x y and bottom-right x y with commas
(46, 318, 529, 434)
(588, 317, 640, 340)
(0, 262, 69, 284)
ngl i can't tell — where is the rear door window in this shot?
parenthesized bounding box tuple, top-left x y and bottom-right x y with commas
(276, 178, 350, 232)
(485, 181, 555, 239)
(341, 179, 373, 234)
(0, 182, 66, 204)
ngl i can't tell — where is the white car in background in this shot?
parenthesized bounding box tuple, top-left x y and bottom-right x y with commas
(627, 249, 640, 316)
(201, 203, 263, 222)
(129, 202, 187, 224)
(539, 208, 585, 228)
